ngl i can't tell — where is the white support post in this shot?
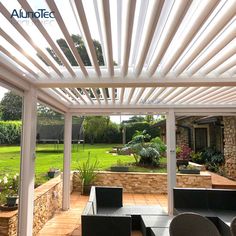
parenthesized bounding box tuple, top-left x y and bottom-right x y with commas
(62, 113, 72, 210)
(166, 109, 176, 215)
(18, 87, 37, 236)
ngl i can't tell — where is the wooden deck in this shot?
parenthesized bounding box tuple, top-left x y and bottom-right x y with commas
(38, 192, 168, 236)
(210, 171, 236, 189)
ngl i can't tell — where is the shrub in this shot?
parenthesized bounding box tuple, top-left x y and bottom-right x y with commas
(176, 145, 192, 160)
(190, 152, 204, 164)
(0, 121, 22, 144)
(150, 137, 166, 156)
(201, 147, 224, 172)
(124, 122, 160, 142)
(139, 147, 160, 166)
(125, 131, 163, 166)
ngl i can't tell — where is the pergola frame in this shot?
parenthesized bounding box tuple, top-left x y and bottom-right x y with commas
(0, 0, 236, 235)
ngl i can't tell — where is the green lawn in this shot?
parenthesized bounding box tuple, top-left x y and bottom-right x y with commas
(0, 144, 167, 184)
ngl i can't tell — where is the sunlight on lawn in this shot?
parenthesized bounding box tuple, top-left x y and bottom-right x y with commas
(0, 144, 167, 184)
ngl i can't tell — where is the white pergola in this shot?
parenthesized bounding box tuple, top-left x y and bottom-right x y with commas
(0, 0, 236, 235)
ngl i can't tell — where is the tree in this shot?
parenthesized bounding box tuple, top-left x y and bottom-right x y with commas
(0, 92, 22, 120)
(83, 116, 110, 144)
(46, 34, 105, 66)
(122, 116, 145, 124)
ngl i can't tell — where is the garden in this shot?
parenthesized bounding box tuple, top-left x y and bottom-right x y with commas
(0, 92, 226, 205)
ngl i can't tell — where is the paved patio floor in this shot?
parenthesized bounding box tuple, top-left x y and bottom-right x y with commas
(38, 192, 168, 236)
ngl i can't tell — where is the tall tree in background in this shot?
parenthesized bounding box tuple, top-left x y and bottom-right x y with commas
(46, 34, 105, 66)
(84, 116, 110, 144)
(0, 92, 22, 120)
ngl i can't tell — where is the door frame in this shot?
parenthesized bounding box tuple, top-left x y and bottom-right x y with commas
(193, 125, 210, 152)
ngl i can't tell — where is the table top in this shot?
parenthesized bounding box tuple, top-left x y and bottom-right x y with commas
(141, 215, 173, 228)
(151, 227, 169, 236)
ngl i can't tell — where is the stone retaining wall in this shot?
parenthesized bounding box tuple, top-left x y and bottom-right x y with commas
(224, 116, 236, 180)
(0, 176, 62, 236)
(73, 171, 212, 194)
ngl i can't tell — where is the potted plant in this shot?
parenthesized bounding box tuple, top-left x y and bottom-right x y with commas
(179, 165, 200, 174)
(176, 145, 192, 170)
(0, 174, 20, 209)
(78, 158, 99, 195)
(110, 159, 129, 172)
(47, 167, 60, 178)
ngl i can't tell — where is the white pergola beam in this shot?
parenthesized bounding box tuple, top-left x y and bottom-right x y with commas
(121, 0, 136, 77)
(18, 0, 76, 77)
(62, 113, 72, 210)
(192, 87, 234, 104)
(135, 0, 164, 76)
(119, 88, 125, 105)
(91, 88, 101, 104)
(202, 40, 236, 75)
(0, 28, 50, 77)
(72, 0, 101, 76)
(38, 89, 68, 113)
(101, 88, 108, 104)
(0, 46, 38, 79)
(184, 87, 217, 104)
(175, 0, 236, 75)
(18, 88, 37, 235)
(163, 88, 185, 104)
(54, 89, 74, 104)
(189, 19, 236, 75)
(162, 0, 219, 75)
(46, 0, 88, 77)
(216, 55, 236, 75)
(72, 88, 87, 105)
(166, 109, 176, 215)
(127, 88, 135, 104)
(0, 64, 30, 91)
(81, 88, 94, 104)
(133, 87, 145, 104)
(131, 0, 149, 65)
(148, 0, 191, 76)
(35, 77, 236, 88)
(117, 0, 122, 65)
(100, 0, 114, 76)
(0, 3, 63, 77)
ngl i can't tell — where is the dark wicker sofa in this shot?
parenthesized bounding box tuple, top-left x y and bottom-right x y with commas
(81, 186, 166, 236)
(173, 188, 236, 236)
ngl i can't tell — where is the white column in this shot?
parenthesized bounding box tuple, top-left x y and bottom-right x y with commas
(166, 109, 176, 215)
(18, 88, 37, 236)
(62, 113, 72, 210)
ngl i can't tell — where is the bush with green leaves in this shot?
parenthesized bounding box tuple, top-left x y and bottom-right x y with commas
(190, 152, 204, 164)
(0, 121, 22, 144)
(77, 157, 99, 186)
(122, 121, 160, 142)
(139, 146, 160, 166)
(125, 130, 163, 167)
(150, 137, 166, 156)
(201, 147, 224, 172)
(0, 173, 19, 204)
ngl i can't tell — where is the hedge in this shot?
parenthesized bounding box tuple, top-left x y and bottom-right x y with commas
(125, 122, 160, 142)
(0, 121, 22, 144)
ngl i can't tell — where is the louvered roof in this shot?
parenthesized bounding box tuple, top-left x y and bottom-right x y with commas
(0, 0, 236, 114)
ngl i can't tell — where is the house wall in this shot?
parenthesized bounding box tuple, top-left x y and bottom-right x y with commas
(160, 117, 223, 152)
(73, 171, 212, 194)
(0, 176, 62, 236)
(224, 117, 236, 180)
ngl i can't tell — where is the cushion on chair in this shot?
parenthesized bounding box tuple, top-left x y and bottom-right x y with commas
(169, 212, 221, 236)
(231, 216, 236, 236)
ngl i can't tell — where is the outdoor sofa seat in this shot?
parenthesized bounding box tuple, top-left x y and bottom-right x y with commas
(81, 186, 166, 236)
(173, 188, 236, 236)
